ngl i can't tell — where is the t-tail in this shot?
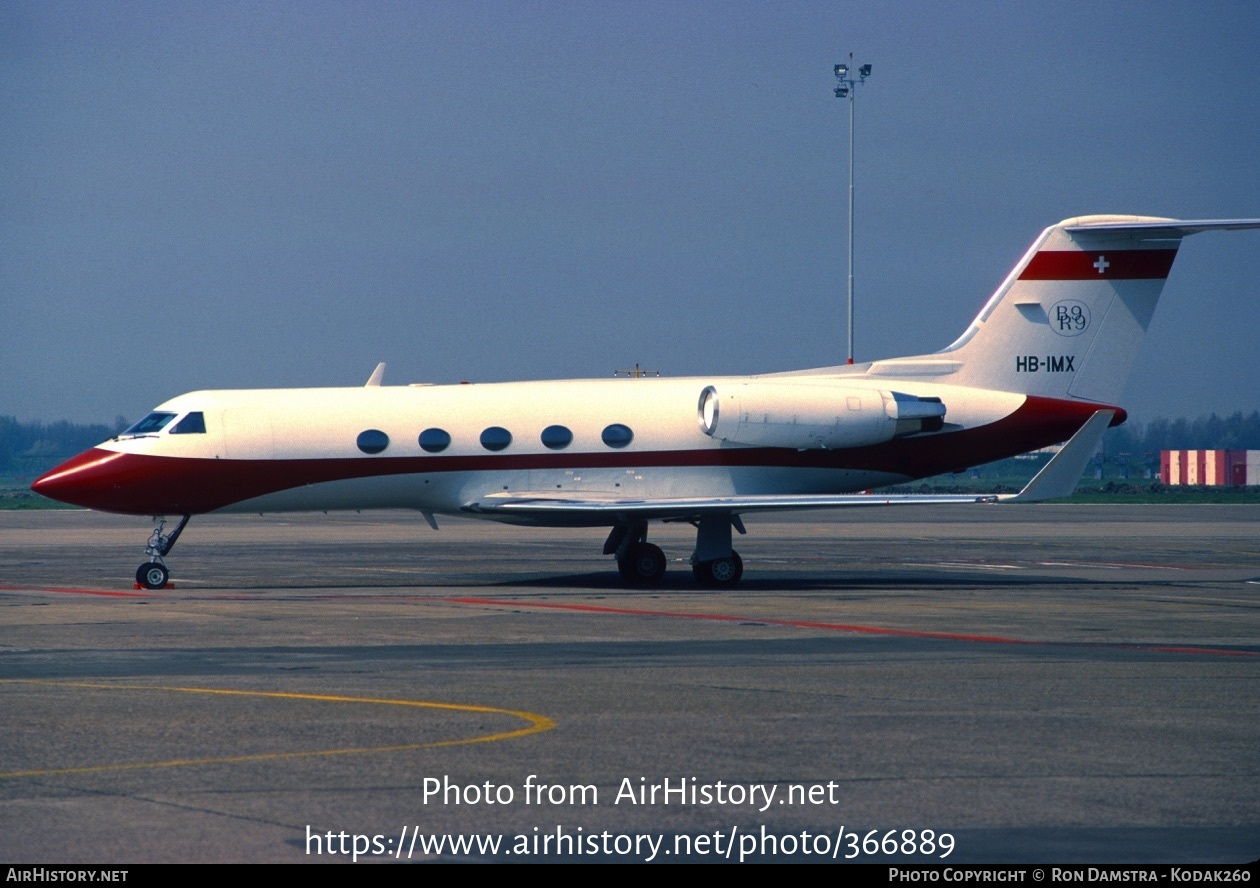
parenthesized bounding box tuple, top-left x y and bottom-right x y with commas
(876, 215, 1260, 405)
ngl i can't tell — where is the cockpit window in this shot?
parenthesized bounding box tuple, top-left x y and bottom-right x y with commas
(123, 412, 177, 436)
(170, 412, 206, 435)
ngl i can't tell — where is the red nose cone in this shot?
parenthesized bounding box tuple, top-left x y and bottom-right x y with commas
(32, 447, 287, 514)
(31, 448, 142, 512)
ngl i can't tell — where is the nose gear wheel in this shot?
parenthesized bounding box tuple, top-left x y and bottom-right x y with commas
(136, 515, 190, 589)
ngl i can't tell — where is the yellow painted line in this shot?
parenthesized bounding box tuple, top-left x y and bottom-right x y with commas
(0, 680, 556, 779)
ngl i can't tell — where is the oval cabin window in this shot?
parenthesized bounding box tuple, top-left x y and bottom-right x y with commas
(601, 423, 634, 449)
(356, 429, 390, 454)
(540, 425, 573, 450)
(480, 426, 512, 452)
(419, 428, 451, 453)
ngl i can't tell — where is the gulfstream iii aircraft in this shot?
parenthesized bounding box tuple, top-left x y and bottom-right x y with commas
(33, 215, 1260, 589)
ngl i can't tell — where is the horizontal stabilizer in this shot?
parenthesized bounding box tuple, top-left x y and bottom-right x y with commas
(1061, 217, 1260, 236)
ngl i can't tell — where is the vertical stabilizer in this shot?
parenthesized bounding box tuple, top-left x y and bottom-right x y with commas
(940, 215, 1187, 404)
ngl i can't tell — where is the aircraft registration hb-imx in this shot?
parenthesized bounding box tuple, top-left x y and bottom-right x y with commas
(33, 214, 1260, 589)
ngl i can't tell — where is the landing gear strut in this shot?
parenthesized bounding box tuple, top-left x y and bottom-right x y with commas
(687, 513, 746, 587)
(137, 515, 190, 590)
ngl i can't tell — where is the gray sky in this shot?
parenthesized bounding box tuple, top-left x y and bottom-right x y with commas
(5, 1, 1259, 427)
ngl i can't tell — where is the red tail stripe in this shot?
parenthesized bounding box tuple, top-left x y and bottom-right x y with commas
(1019, 249, 1177, 281)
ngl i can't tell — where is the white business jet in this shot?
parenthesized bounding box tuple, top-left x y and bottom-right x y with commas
(32, 215, 1260, 589)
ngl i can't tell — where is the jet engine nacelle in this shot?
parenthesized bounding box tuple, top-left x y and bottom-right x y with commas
(697, 383, 945, 450)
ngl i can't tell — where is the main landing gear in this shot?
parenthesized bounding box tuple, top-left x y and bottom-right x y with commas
(136, 515, 190, 590)
(604, 514, 746, 587)
(692, 551, 743, 586)
(606, 522, 667, 584)
(618, 541, 667, 583)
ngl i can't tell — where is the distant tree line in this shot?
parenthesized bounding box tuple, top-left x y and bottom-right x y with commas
(1103, 411, 1260, 458)
(0, 416, 128, 478)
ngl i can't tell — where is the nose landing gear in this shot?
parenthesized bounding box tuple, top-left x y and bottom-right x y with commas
(136, 515, 190, 590)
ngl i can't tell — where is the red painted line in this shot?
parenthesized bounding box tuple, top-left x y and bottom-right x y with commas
(445, 597, 1260, 659)
(0, 584, 152, 598)
(448, 597, 1032, 644)
(1094, 561, 1192, 570)
(4, 587, 1252, 658)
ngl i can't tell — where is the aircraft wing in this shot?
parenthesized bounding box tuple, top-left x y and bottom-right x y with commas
(464, 410, 1114, 522)
(464, 490, 1005, 521)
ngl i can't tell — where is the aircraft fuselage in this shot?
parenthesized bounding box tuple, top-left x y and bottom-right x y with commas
(34, 376, 1095, 522)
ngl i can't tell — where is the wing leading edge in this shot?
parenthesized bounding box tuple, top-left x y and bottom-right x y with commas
(463, 410, 1114, 522)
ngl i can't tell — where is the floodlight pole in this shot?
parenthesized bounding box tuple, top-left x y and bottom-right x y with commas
(834, 55, 872, 365)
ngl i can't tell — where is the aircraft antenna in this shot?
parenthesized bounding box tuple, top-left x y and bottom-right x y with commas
(614, 363, 660, 378)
